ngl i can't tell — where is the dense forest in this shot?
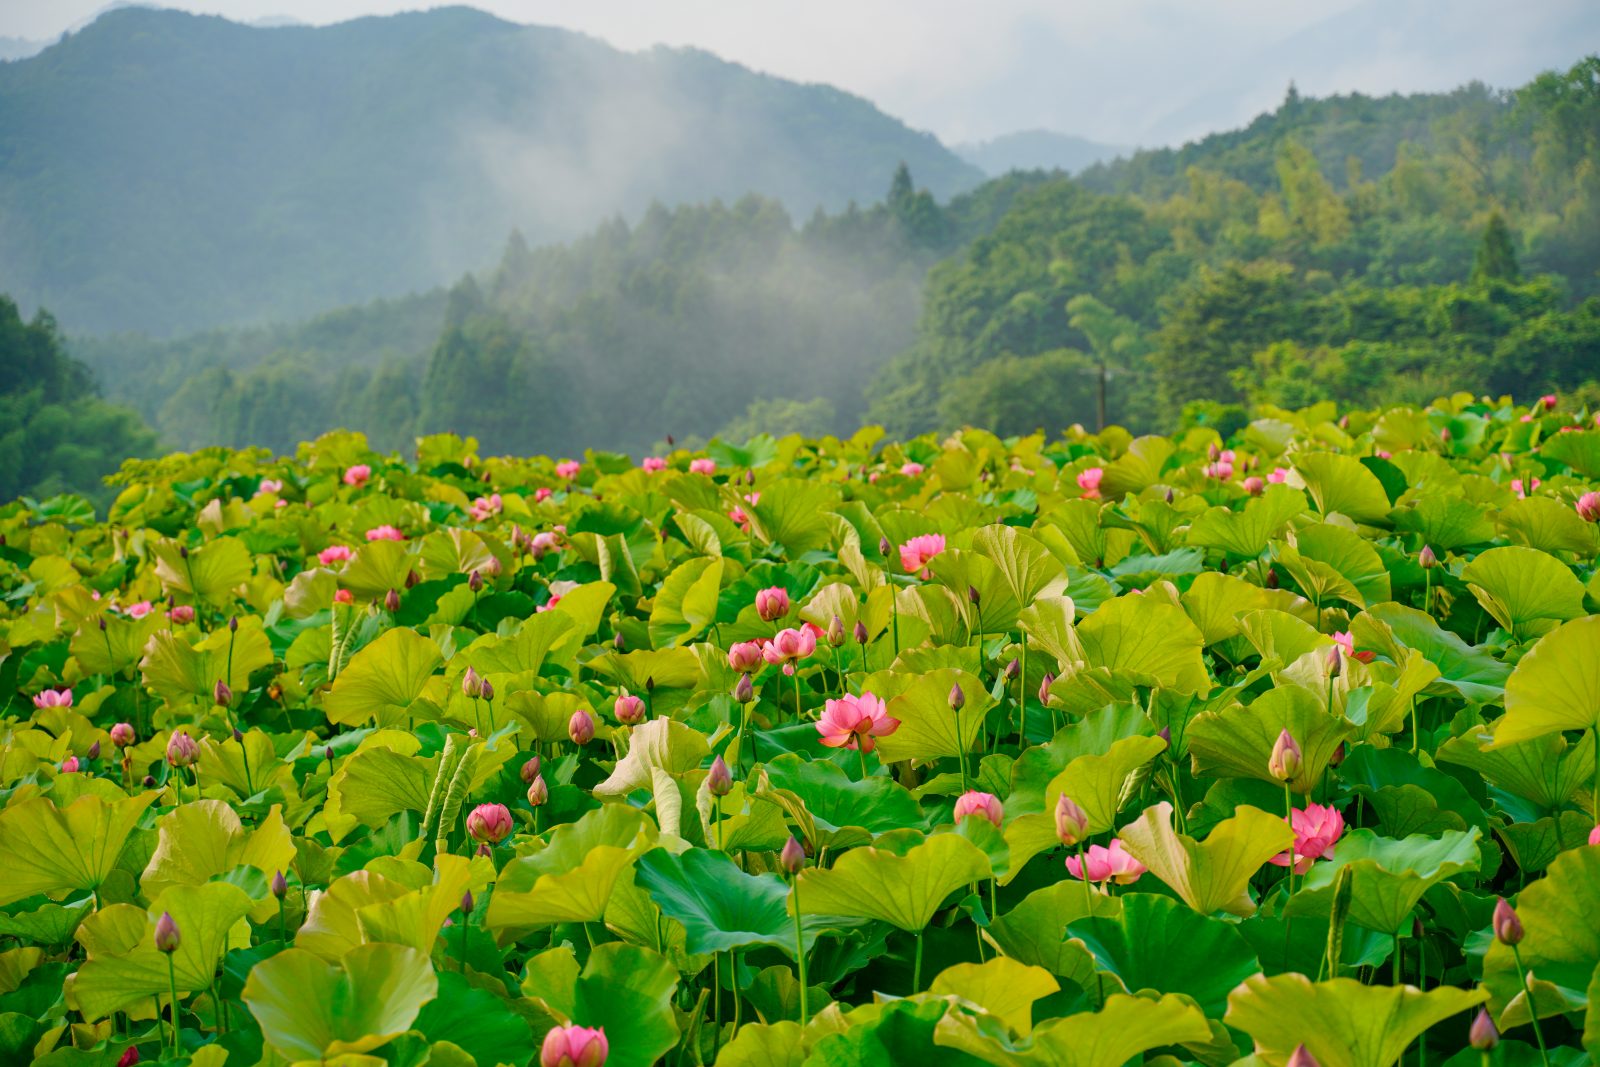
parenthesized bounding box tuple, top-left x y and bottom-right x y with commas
(66, 56, 1600, 466)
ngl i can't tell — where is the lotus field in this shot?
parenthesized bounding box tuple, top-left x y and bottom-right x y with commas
(7, 397, 1600, 1066)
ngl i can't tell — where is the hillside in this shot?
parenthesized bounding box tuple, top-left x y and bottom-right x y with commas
(955, 130, 1130, 176)
(0, 5, 982, 336)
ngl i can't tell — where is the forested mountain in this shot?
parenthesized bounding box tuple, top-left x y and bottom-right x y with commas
(956, 131, 1130, 176)
(0, 5, 981, 336)
(70, 56, 1600, 469)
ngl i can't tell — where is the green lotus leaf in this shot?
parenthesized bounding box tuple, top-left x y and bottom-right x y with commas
(140, 800, 297, 906)
(1186, 685, 1354, 795)
(1066, 892, 1260, 1016)
(1484, 845, 1600, 1025)
(411, 969, 535, 1067)
(1186, 484, 1308, 558)
(587, 647, 703, 694)
(593, 717, 710, 837)
(1063, 591, 1210, 693)
(1498, 811, 1595, 873)
(930, 957, 1059, 1037)
(523, 942, 680, 1067)
(1354, 603, 1510, 704)
(1180, 571, 1315, 647)
(1541, 428, 1600, 477)
(1225, 973, 1486, 1067)
(984, 881, 1109, 983)
(747, 479, 838, 558)
(1494, 616, 1600, 745)
(352, 854, 475, 953)
(649, 556, 725, 648)
(876, 669, 993, 764)
(241, 942, 438, 1062)
(970, 524, 1070, 612)
(935, 991, 1211, 1067)
(321, 626, 442, 728)
(805, 998, 958, 1065)
(487, 805, 657, 931)
(457, 610, 577, 678)
(1391, 494, 1497, 551)
(1018, 596, 1084, 669)
(139, 615, 275, 703)
(338, 539, 415, 600)
(296, 869, 413, 961)
(325, 735, 437, 835)
(1462, 545, 1586, 639)
(1289, 828, 1481, 934)
(1499, 495, 1600, 555)
(73, 882, 255, 1020)
(1294, 452, 1395, 525)
(195, 728, 285, 798)
(757, 753, 926, 850)
(714, 1020, 807, 1067)
(1118, 802, 1294, 917)
(1274, 522, 1390, 609)
(70, 611, 164, 675)
(417, 527, 498, 580)
(795, 833, 991, 931)
(0, 899, 91, 945)
(1439, 729, 1593, 812)
(152, 536, 254, 605)
(0, 791, 156, 907)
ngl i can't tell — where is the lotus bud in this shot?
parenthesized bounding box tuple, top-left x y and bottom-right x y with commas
(827, 614, 846, 647)
(568, 709, 596, 745)
(466, 802, 513, 844)
(540, 1025, 609, 1067)
(1165, 488, 1175, 504)
(968, 584, 981, 605)
(1208, 441, 1221, 461)
(1038, 672, 1055, 705)
(153, 912, 181, 953)
(1468, 1007, 1498, 1050)
(117, 1046, 140, 1066)
(1055, 795, 1090, 846)
(646, 676, 656, 693)
(213, 678, 232, 706)
(948, 683, 965, 712)
(613, 631, 626, 650)
(481, 678, 496, 703)
(1265, 566, 1279, 588)
(271, 870, 287, 899)
(1005, 657, 1020, 680)
(614, 692, 646, 725)
(179, 545, 189, 560)
(727, 641, 764, 673)
(1268, 729, 1302, 781)
(462, 666, 483, 698)
(61, 755, 79, 773)
(1440, 427, 1452, 444)
(1578, 491, 1600, 523)
(1419, 544, 1438, 569)
(1326, 644, 1342, 679)
(87, 740, 101, 760)
(99, 616, 107, 631)
(142, 774, 157, 788)
(853, 620, 869, 645)
(879, 536, 892, 557)
(1493, 896, 1524, 945)
(707, 755, 733, 797)
(733, 673, 755, 704)
(1328, 741, 1347, 766)
(324, 745, 335, 764)
(755, 586, 790, 622)
(521, 756, 542, 784)
(1157, 726, 1171, 751)
(527, 775, 549, 806)
(1590, 823, 1600, 847)
(385, 588, 401, 612)
(468, 569, 484, 593)
(461, 890, 474, 916)
(780, 836, 806, 875)
(229, 614, 238, 633)
(405, 568, 421, 588)
(476, 841, 492, 857)
(1285, 1046, 1319, 1067)
(166, 730, 198, 768)
(953, 790, 1003, 828)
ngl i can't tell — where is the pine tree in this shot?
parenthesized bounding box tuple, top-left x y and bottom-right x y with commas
(1472, 212, 1521, 283)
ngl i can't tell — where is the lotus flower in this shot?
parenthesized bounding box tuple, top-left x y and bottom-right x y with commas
(1054, 795, 1089, 846)
(569, 709, 596, 745)
(1076, 466, 1104, 499)
(900, 462, 925, 477)
(1269, 802, 1345, 873)
(541, 1025, 608, 1067)
(466, 803, 513, 844)
(1268, 729, 1302, 781)
(527, 776, 549, 806)
(641, 456, 667, 473)
(953, 791, 1003, 828)
(779, 837, 807, 875)
(1267, 467, 1290, 484)
(126, 601, 153, 619)
(153, 912, 181, 954)
(1330, 631, 1375, 664)
(469, 493, 503, 521)
(60, 755, 80, 773)
(110, 722, 136, 748)
(755, 586, 790, 622)
(32, 688, 72, 709)
(169, 604, 196, 624)
(690, 458, 716, 475)
(1577, 491, 1600, 523)
(707, 755, 733, 797)
(763, 627, 817, 673)
(117, 1045, 140, 1066)
(365, 525, 405, 541)
(899, 533, 946, 578)
(318, 544, 353, 565)
(556, 460, 581, 480)
(614, 692, 646, 725)
(166, 730, 199, 768)
(728, 493, 758, 529)
(1511, 477, 1540, 498)
(1204, 460, 1234, 480)
(343, 464, 371, 487)
(1066, 839, 1146, 885)
(1540, 394, 1558, 411)
(1589, 824, 1600, 847)
(534, 486, 553, 503)
(334, 589, 355, 604)
(1492, 896, 1523, 945)
(727, 641, 764, 673)
(532, 531, 561, 555)
(815, 692, 899, 752)
(1241, 476, 1265, 496)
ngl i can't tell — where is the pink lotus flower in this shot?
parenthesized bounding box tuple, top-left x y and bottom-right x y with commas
(255, 478, 283, 497)
(466, 803, 514, 844)
(168, 604, 196, 624)
(729, 492, 759, 529)
(1590, 824, 1600, 847)
(1077, 467, 1104, 500)
(1204, 460, 1234, 480)
(166, 730, 199, 768)
(1541, 394, 1558, 411)
(900, 462, 925, 477)
(1330, 631, 1375, 664)
(318, 545, 353, 566)
(1577, 492, 1600, 523)
(469, 493, 503, 521)
(953, 791, 1003, 828)
(727, 641, 764, 673)
(690, 458, 716, 475)
(541, 1025, 608, 1067)
(334, 589, 354, 604)
(343, 464, 371, 488)
(569, 709, 596, 745)
(641, 457, 667, 473)
(1511, 478, 1540, 498)
(1242, 476, 1265, 496)
(1267, 467, 1290, 484)
(755, 586, 790, 622)
(33, 688, 72, 709)
(1376, 450, 1392, 460)
(110, 722, 136, 748)
(534, 487, 553, 503)
(1269, 802, 1345, 873)
(365, 525, 405, 541)
(125, 601, 153, 619)
(899, 533, 946, 577)
(816, 692, 900, 752)
(60, 755, 80, 774)
(531, 531, 561, 555)
(763, 627, 817, 674)
(556, 460, 581, 480)
(537, 594, 562, 612)
(614, 692, 646, 725)
(1066, 839, 1146, 885)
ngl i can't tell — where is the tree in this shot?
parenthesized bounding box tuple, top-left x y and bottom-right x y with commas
(938, 350, 1099, 437)
(1471, 212, 1521, 283)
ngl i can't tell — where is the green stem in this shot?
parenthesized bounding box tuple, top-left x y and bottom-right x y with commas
(857, 744, 869, 781)
(792, 876, 810, 1027)
(166, 953, 181, 1054)
(731, 950, 741, 1034)
(1511, 942, 1551, 1067)
(1411, 696, 1420, 756)
(713, 952, 722, 1055)
(793, 671, 802, 724)
(1076, 840, 1094, 918)
(1018, 641, 1029, 750)
(891, 585, 901, 657)
(1592, 724, 1599, 827)
(912, 928, 924, 995)
(277, 897, 286, 944)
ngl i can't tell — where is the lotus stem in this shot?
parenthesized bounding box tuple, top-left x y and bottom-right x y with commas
(1510, 942, 1550, 1067)
(791, 875, 809, 1027)
(166, 954, 180, 1054)
(912, 928, 924, 995)
(1076, 840, 1093, 919)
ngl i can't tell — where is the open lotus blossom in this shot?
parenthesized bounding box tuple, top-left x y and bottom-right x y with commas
(1330, 631, 1375, 664)
(365, 525, 405, 541)
(1577, 491, 1600, 523)
(763, 626, 817, 674)
(1066, 839, 1146, 885)
(466, 802, 514, 844)
(531, 531, 562, 555)
(816, 692, 900, 752)
(690, 458, 716, 475)
(125, 600, 153, 619)
(541, 1025, 608, 1067)
(334, 589, 355, 604)
(729, 492, 759, 529)
(469, 493, 503, 520)
(899, 533, 946, 577)
(33, 688, 72, 709)
(536, 593, 562, 612)
(953, 790, 1003, 828)
(641, 456, 667, 473)
(318, 544, 353, 565)
(255, 478, 283, 497)
(1269, 802, 1345, 873)
(556, 460, 581, 480)
(900, 462, 924, 476)
(534, 486, 553, 503)
(1267, 467, 1290, 483)
(1076, 466, 1104, 499)
(342, 464, 371, 487)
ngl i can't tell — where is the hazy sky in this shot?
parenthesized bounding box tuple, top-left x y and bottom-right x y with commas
(5, 0, 1598, 144)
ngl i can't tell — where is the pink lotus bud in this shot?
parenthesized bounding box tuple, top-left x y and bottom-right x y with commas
(853, 620, 869, 644)
(61, 755, 80, 773)
(733, 673, 755, 704)
(462, 666, 483, 698)
(334, 589, 354, 604)
(1207, 442, 1221, 461)
(727, 641, 764, 673)
(385, 588, 401, 612)
(613, 631, 626, 651)
(1419, 544, 1438, 569)
(1242, 476, 1265, 496)
(318, 544, 353, 566)
(1286, 1044, 1320, 1067)
(466, 802, 513, 844)
(1076, 466, 1104, 499)
(1589, 824, 1600, 847)
(1269, 729, 1302, 781)
(707, 755, 733, 797)
(755, 586, 790, 622)
(1055, 794, 1089, 846)
(948, 683, 966, 712)
(460, 890, 474, 918)
(154, 912, 181, 953)
(614, 692, 646, 725)
(521, 756, 542, 784)
(1326, 644, 1342, 679)
(213, 679, 232, 706)
(1038, 673, 1055, 705)
(879, 536, 892, 557)
(169, 604, 196, 624)
(1493, 896, 1524, 945)
(1469, 1007, 1498, 1049)
(557, 460, 581, 480)
(166, 730, 198, 768)
(87, 740, 101, 760)
(827, 615, 846, 647)
(1578, 492, 1600, 523)
(541, 1025, 609, 1067)
(1005, 657, 1020, 680)
(1541, 394, 1558, 411)
(953, 790, 1003, 828)
(527, 775, 549, 806)
(1440, 427, 1452, 444)
(271, 870, 288, 899)
(479, 678, 495, 703)
(468, 569, 484, 593)
(1157, 726, 1171, 750)
(568, 709, 596, 745)
(780, 836, 807, 875)
(118, 1046, 140, 1066)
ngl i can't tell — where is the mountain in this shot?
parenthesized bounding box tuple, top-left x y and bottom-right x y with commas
(955, 130, 1130, 176)
(0, 6, 982, 336)
(0, 36, 48, 62)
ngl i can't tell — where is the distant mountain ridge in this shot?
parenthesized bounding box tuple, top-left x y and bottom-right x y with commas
(0, 5, 982, 335)
(956, 130, 1130, 176)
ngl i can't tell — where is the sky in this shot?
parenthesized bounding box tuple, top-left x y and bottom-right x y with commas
(4, 0, 1598, 145)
